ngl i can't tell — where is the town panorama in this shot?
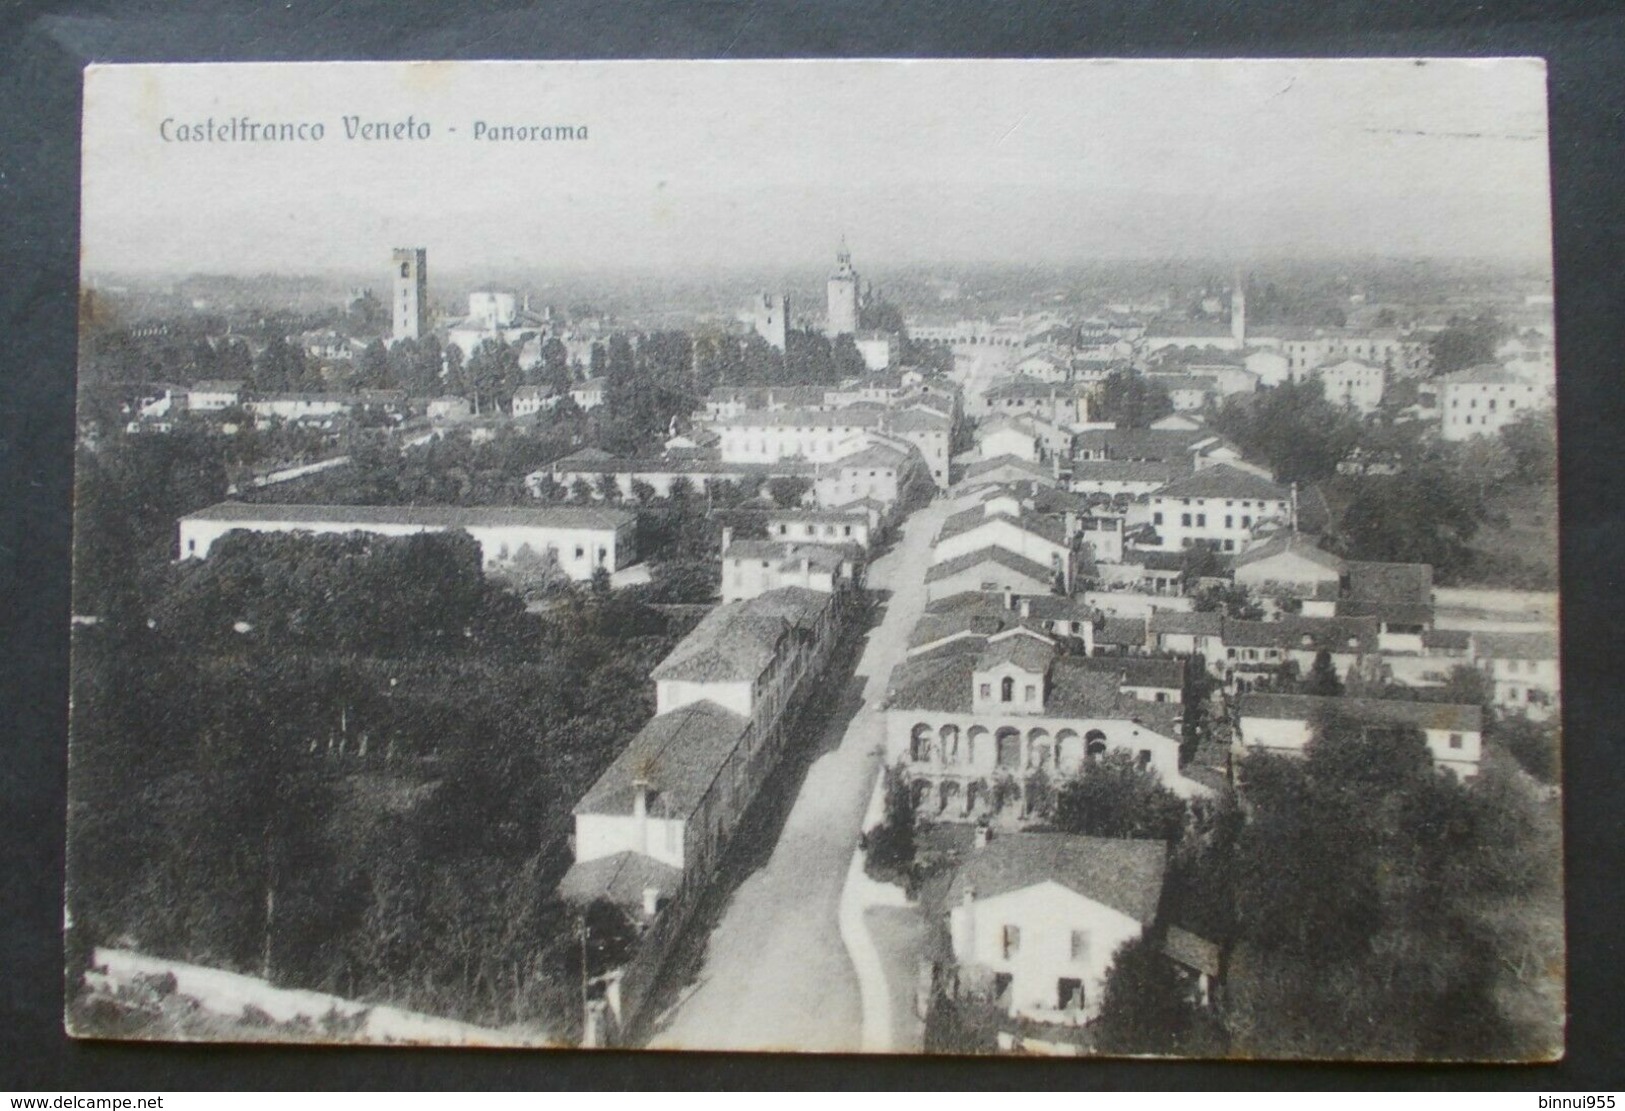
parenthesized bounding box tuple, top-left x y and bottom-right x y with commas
(68, 60, 1561, 1062)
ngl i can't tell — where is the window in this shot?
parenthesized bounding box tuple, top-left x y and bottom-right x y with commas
(1181, 513, 1192, 527)
(1225, 516, 1233, 529)
(1002, 925, 1021, 958)
(574, 546, 585, 560)
(1153, 512, 1164, 526)
(187, 539, 197, 554)
(1138, 749, 1152, 767)
(1001, 677, 1014, 702)
(1025, 684, 1037, 702)
(980, 683, 991, 699)
(1070, 930, 1091, 961)
(1449, 733, 1463, 750)
(1196, 514, 1207, 527)
(1242, 515, 1252, 528)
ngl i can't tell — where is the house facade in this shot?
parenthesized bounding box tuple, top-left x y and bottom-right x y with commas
(1145, 465, 1292, 553)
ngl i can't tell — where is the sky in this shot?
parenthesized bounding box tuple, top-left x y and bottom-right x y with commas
(80, 58, 1554, 278)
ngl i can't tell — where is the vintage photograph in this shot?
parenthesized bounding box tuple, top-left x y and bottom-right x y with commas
(67, 58, 1563, 1060)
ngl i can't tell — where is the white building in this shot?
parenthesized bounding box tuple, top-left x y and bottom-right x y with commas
(854, 331, 899, 372)
(445, 291, 551, 362)
(1437, 364, 1552, 441)
(1145, 465, 1292, 553)
(177, 502, 636, 579)
(1472, 630, 1560, 722)
(946, 833, 1168, 1022)
(1314, 358, 1386, 414)
(1236, 693, 1483, 778)
(187, 380, 245, 412)
(719, 409, 886, 465)
(720, 534, 858, 604)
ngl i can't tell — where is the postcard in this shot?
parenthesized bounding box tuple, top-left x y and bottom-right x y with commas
(68, 58, 1563, 1060)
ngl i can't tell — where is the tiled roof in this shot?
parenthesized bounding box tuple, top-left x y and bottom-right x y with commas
(828, 444, 910, 471)
(887, 653, 976, 713)
(975, 634, 1054, 674)
(1067, 655, 1185, 689)
(725, 539, 851, 572)
(1163, 926, 1221, 977)
(1223, 615, 1379, 653)
(1154, 464, 1288, 502)
(557, 851, 685, 912)
(1072, 428, 1208, 461)
(182, 501, 635, 532)
(925, 547, 1056, 587)
(1096, 616, 1149, 648)
(574, 700, 750, 819)
(723, 408, 885, 429)
(961, 456, 1055, 484)
(1422, 628, 1472, 651)
(885, 408, 952, 432)
(1344, 561, 1433, 607)
(1238, 693, 1482, 734)
(650, 587, 830, 683)
(1436, 363, 1528, 386)
(1233, 532, 1344, 572)
(1150, 611, 1223, 637)
(939, 506, 1068, 547)
(1472, 631, 1559, 661)
(945, 833, 1167, 924)
(1069, 460, 1182, 484)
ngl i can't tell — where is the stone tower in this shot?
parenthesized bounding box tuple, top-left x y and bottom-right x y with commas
(826, 240, 859, 339)
(392, 247, 428, 342)
(1230, 268, 1246, 346)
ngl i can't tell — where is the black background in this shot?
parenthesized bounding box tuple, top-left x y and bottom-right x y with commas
(3, 0, 1621, 1091)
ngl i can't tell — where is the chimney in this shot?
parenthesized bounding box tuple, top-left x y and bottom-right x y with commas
(1003, 587, 1015, 611)
(641, 886, 661, 917)
(801, 556, 811, 585)
(1019, 597, 1032, 620)
(1064, 509, 1077, 539)
(721, 525, 733, 554)
(974, 824, 991, 849)
(632, 779, 650, 855)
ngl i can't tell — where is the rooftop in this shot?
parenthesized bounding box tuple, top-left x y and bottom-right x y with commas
(945, 833, 1167, 924)
(557, 851, 685, 913)
(574, 700, 750, 820)
(1223, 615, 1379, 653)
(1473, 630, 1559, 660)
(723, 408, 885, 429)
(651, 587, 830, 683)
(1238, 693, 1482, 734)
(925, 547, 1057, 587)
(939, 506, 1068, 547)
(1233, 531, 1344, 572)
(1155, 464, 1288, 502)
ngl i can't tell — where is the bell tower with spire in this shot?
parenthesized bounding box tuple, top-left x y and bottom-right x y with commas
(826, 238, 860, 339)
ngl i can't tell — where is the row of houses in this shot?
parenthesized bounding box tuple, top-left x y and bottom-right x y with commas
(557, 583, 848, 1038)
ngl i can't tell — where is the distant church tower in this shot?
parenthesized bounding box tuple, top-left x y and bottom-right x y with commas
(1230, 268, 1246, 346)
(826, 239, 860, 339)
(392, 247, 428, 342)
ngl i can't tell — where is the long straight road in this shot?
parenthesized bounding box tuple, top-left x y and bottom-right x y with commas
(647, 496, 950, 1053)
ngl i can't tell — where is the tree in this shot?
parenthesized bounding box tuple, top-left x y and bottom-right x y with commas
(540, 336, 571, 396)
(1096, 371, 1173, 429)
(1209, 378, 1362, 486)
(355, 339, 392, 391)
(1093, 934, 1202, 1055)
(1053, 750, 1186, 842)
(1495, 717, 1560, 785)
(865, 766, 917, 877)
(767, 476, 813, 508)
(1429, 312, 1500, 376)
(1500, 410, 1557, 486)
(1333, 460, 1488, 582)
(1303, 649, 1344, 697)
